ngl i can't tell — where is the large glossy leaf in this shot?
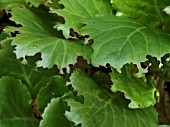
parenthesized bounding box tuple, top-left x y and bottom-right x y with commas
(40, 98, 73, 127)
(111, 0, 170, 31)
(0, 76, 38, 126)
(55, 0, 112, 38)
(110, 64, 157, 108)
(65, 70, 158, 127)
(37, 75, 68, 112)
(6, 7, 92, 71)
(80, 16, 170, 71)
(0, 0, 25, 10)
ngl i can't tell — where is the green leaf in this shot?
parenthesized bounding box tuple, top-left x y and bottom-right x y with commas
(0, 40, 59, 98)
(40, 98, 73, 127)
(110, 64, 157, 108)
(0, 0, 25, 10)
(45, 0, 60, 10)
(7, 7, 92, 72)
(159, 125, 170, 127)
(0, 33, 10, 41)
(37, 75, 68, 112)
(26, 0, 42, 7)
(146, 54, 170, 82)
(55, 0, 112, 38)
(111, 0, 170, 31)
(66, 70, 158, 127)
(80, 16, 170, 72)
(0, 76, 38, 126)
(29, 6, 63, 28)
(91, 71, 112, 89)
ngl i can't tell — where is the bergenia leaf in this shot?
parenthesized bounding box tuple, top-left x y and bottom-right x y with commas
(0, 76, 39, 127)
(6, 7, 92, 72)
(80, 16, 170, 72)
(65, 70, 158, 127)
(110, 64, 157, 108)
(54, 0, 112, 38)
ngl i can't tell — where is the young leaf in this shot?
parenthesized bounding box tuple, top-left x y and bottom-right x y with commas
(6, 7, 92, 71)
(80, 16, 170, 72)
(110, 64, 157, 108)
(0, 76, 39, 127)
(111, 0, 170, 31)
(66, 70, 158, 127)
(37, 75, 68, 112)
(55, 0, 112, 38)
(40, 98, 73, 127)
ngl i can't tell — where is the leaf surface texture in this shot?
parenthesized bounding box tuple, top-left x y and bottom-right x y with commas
(80, 16, 170, 71)
(66, 70, 158, 127)
(0, 76, 38, 127)
(8, 7, 92, 71)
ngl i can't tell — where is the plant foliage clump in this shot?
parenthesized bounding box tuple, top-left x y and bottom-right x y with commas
(0, 0, 170, 127)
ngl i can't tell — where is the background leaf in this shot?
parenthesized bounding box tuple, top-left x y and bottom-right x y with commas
(0, 0, 25, 10)
(65, 70, 158, 127)
(40, 98, 73, 127)
(0, 32, 10, 41)
(0, 76, 38, 127)
(111, 0, 170, 31)
(45, 0, 61, 10)
(0, 40, 58, 98)
(110, 64, 157, 108)
(55, 0, 112, 38)
(80, 16, 170, 72)
(37, 75, 68, 112)
(26, 0, 42, 7)
(159, 125, 170, 127)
